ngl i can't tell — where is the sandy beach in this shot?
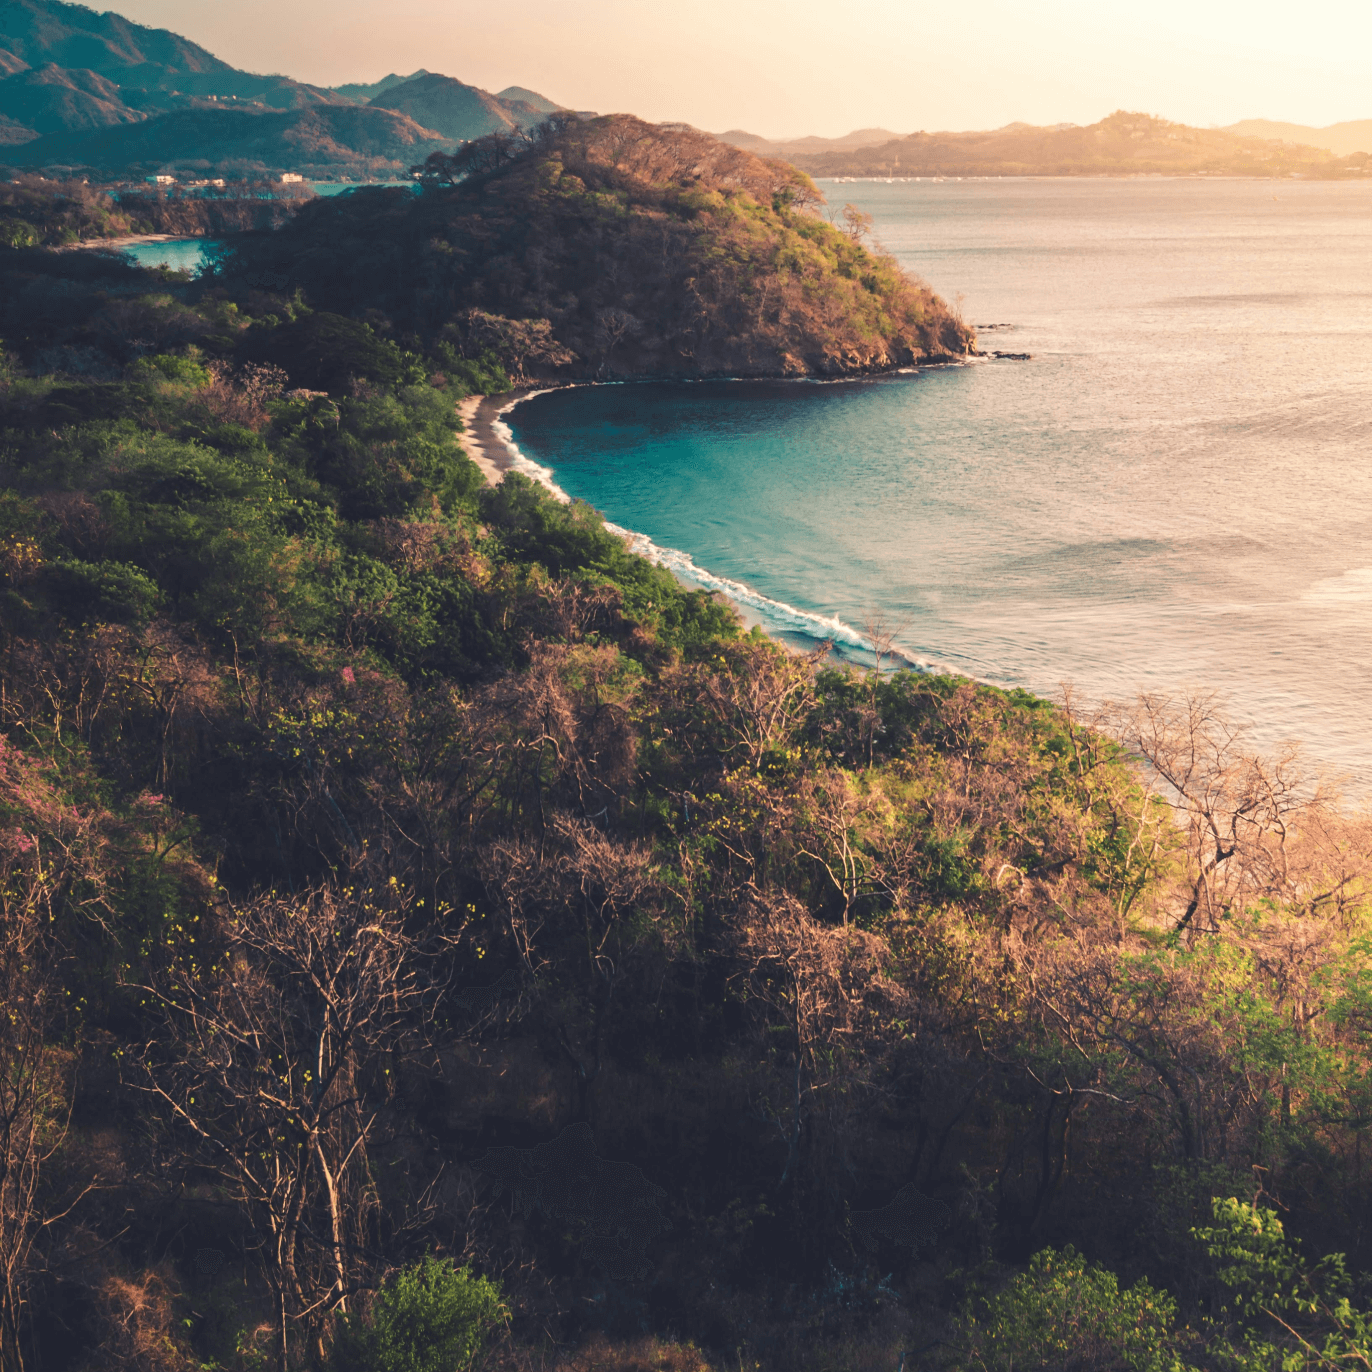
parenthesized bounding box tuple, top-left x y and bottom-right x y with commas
(455, 393, 517, 484)
(62, 233, 193, 251)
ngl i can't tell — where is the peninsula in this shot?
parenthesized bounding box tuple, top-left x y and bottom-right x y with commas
(221, 114, 974, 379)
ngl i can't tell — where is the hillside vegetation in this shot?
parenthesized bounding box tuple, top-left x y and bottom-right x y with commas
(0, 242, 1371, 1372)
(0, 0, 349, 118)
(0, 62, 147, 136)
(762, 110, 1372, 178)
(1225, 116, 1372, 157)
(1, 173, 313, 248)
(220, 114, 973, 378)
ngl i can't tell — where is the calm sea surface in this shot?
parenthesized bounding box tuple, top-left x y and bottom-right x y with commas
(502, 180, 1372, 787)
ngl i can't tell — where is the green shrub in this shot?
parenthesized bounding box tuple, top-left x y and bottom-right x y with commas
(0, 219, 40, 249)
(430, 340, 511, 395)
(1195, 1197, 1372, 1372)
(328, 1256, 506, 1372)
(243, 311, 425, 394)
(43, 558, 161, 625)
(135, 352, 212, 387)
(953, 1246, 1187, 1372)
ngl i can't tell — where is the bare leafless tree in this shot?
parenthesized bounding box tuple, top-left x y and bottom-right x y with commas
(0, 748, 109, 1371)
(130, 881, 449, 1370)
(733, 893, 887, 1186)
(841, 204, 875, 244)
(592, 308, 642, 376)
(857, 609, 911, 769)
(0, 915, 73, 1372)
(1112, 691, 1362, 936)
(702, 641, 825, 773)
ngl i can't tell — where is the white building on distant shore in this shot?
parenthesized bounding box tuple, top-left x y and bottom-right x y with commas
(279, 173, 304, 184)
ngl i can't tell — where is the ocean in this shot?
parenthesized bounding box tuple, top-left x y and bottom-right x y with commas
(499, 179, 1372, 788)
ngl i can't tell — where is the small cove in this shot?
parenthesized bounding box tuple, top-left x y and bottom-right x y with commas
(503, 179, 1372, 787)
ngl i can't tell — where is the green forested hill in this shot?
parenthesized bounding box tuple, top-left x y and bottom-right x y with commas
(0, 0, 565, 170)
(10, 102, 451, 178)
(367, 72, 554, 140)
(221, 115, 973, 378)
(0, 0, 348, 110)
(0, 61, 146, 136)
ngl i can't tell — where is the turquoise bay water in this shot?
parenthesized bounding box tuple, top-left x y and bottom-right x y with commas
(121, 237, 219, 272)
(503, 180, 1372, 786)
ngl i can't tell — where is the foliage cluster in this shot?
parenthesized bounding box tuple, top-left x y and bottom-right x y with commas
(327, 1257, 506, 1372)
(949, 1197, 1372, 1372)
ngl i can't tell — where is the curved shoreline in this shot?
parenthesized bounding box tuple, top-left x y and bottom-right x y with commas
(60, 233, 197, 251)
(454, 361, 992, 488)
(463, 380, 963, 674)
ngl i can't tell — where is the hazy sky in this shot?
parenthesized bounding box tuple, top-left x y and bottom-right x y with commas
(111, 0, 1372, 138)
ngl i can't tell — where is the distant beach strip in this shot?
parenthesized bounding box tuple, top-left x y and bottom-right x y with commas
(455, 393, 516, 484)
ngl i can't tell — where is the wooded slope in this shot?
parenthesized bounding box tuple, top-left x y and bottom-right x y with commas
(220, 114, 973, 378)
(8, 103, 451, 178)
(0, 242, 1370, 1372)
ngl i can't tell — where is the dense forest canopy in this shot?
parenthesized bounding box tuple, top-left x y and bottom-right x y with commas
(0, 130, 1371, 1372)
(218, 115, 974, 379)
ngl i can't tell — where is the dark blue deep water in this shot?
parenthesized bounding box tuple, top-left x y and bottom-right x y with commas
(503, 179, 1372, 787)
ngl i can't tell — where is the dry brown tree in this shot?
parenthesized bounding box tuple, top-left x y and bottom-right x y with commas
(701, 640, 824, 774)
(130, 880, 448, 1370)
(464, 643, 642, 832)
(0, 740, 112, 1371)
(1111, 691, 1370, 936)
(850, 608, 912, 770)
(0, 869, 72, 1372)
(477, 811, 674, 1121)
(732, 892, 889, 1187)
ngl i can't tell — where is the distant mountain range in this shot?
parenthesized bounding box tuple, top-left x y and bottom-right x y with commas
(367, 72, 549, 141)
(720, 111, 1371, 178)
(328, 70, 435, 104)
(0, 0, 567, 176)
(720, 127, 903, 158)
(2, 0, 1366, 183)
(1224, 118, 1372, 158)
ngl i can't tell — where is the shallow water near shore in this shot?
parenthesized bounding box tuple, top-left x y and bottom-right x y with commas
(502, 179, 1372, 788)
(118, 237, 221, 272)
